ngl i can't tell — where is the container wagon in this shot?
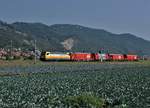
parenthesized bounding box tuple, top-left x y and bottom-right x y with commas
(126, 54, 138, 61)
(109, 54, 125, 61)
(70, 53, 94, 61)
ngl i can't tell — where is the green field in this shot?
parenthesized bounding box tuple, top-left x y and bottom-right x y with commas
(0, 60, 150, 108)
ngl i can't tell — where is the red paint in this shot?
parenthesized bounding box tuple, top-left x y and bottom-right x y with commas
(70, 53, 94, 61)
(93, 53, 100, 61)
(109, 54, 125, 61)
(126, 55, 138, 61)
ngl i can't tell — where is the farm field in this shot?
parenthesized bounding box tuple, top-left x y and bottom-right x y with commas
(0, 60, 150, 108)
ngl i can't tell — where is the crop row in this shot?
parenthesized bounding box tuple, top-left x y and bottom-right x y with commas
(0, 62, 150, 108)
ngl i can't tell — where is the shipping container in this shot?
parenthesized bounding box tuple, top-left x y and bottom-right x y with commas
(126, 55, 138, 61)
(109, 54, 125, 61)
(70, 53, 93, 61)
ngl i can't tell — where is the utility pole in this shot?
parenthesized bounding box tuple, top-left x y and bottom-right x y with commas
(34, 40, 36, 64)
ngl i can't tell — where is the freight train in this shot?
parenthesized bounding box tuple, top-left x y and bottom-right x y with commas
(40, 51, 139, 61)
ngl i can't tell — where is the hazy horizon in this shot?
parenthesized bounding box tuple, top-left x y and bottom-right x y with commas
(0, 0, 150, 41)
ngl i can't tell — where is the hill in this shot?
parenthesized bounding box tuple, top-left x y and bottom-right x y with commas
(0, 20, 150, 55)
(50, 24, 150, 55)
(0, 21, 33, 50)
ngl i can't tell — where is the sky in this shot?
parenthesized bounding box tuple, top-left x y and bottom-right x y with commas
(0, 0, 150, 40)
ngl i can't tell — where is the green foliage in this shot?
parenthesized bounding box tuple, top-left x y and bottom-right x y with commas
(63, 93, 104, 108)
(0, 22, 33, 49)
(13, 56, 21, 60)
(23, 55, 35, 60)
(0, 62, 150, 107)
(1, 20, 150, 55)
(5, 55, 14, 60)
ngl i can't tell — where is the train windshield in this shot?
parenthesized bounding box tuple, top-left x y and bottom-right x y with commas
(41, 52, 47, 55)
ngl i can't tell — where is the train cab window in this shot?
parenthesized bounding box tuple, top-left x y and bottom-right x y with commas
(41, 52, 46, 55)
(47, 53, 50, 55)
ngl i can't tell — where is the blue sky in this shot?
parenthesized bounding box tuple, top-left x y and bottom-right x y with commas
(0, 0, 150, 40)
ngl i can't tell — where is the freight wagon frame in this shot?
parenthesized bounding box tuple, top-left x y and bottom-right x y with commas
(40, 51, 139, 62)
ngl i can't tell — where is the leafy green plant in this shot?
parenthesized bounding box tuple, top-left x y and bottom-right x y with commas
(0, 61, 150, 107)
(63, 93, 104, 108)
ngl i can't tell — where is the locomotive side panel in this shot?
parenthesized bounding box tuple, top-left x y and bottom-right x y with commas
(40, 52, 70, 61)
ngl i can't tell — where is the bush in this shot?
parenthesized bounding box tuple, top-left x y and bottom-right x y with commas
(63, 93, 105, 108)
(6, 56, 14, 60)
(14, 56, 21, 60)
(23, 55, 35, 60)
